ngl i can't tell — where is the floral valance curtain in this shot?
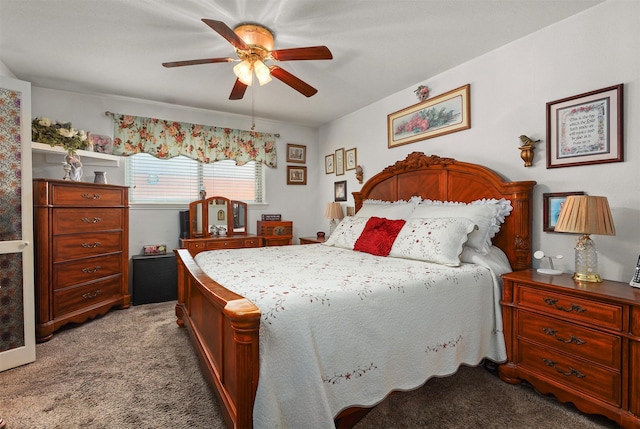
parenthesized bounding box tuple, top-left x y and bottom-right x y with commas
(109, 113, 277, 167)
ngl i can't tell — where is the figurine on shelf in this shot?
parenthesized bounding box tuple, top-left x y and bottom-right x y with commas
(64, 152, 83, 181)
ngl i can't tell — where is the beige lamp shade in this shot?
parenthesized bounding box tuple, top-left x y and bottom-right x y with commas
(554, 196, 615, 236)
(324, 202, 344, 220)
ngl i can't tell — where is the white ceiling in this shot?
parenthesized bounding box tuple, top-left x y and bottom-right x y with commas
(0, 0, 604, 128)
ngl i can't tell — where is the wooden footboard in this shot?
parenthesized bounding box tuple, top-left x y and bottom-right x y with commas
(174, 248, 260, 429)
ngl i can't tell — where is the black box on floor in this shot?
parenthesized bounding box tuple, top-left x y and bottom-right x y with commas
(131, 253, 177, 305)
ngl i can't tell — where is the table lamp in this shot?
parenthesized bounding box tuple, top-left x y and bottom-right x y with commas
(554, 195, 615, 282)
(324, 202, 344, 236)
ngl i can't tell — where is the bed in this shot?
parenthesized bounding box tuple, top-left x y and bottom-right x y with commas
(174, 152, 536, 428)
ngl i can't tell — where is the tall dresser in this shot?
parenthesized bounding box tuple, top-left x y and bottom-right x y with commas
(33, 179, 130, 342)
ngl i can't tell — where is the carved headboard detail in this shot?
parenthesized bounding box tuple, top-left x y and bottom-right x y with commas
(352, 152, 536, 270)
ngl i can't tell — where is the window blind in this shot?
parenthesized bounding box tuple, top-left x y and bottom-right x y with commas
(126, 153, 264, 204)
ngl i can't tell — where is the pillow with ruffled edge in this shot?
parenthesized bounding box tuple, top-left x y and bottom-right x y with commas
(354, 196, 421, 220)
(412, 198, 512, 254)
(353, 217, 406, 256)
(322, 216, 371, 249)
(389, 217, 477, 266)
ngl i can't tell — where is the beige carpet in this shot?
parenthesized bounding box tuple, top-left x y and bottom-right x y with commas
(0, 301, 619, 428)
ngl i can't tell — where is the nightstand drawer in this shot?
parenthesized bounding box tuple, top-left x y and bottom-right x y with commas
(518, 311, 621, 369)
(53, 208, 123, 234)
(519, 340, 621, 407)
(517, 285, 623, 331)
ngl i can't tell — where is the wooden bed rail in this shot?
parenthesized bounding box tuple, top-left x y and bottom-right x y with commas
(174, 248, 260, 429)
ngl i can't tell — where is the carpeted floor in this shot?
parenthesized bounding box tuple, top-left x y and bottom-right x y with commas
(0, 301, 620, 428)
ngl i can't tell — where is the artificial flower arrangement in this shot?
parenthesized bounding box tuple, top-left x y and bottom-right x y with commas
(32, 117, 90, 153)
(414, 85, 430, 101)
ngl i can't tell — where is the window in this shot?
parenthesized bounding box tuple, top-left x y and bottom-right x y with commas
(126, 153, 264, 204)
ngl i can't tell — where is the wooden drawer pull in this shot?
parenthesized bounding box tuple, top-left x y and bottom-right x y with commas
(542, 327, 586, 345)
(543, 358, 586, 378)
(82, 289, 101, 300)
(81, 193, 101, 200)
(81, 266, 102, 273)
(81, 217, 102, 223)
(543, 297, 586, 313)
(81, 242, 102, 248)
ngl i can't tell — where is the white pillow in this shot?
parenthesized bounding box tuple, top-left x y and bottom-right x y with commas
(354, 196, 420, 220)
(322, 216, 370, 249)
(388, 217, 476, 266)
(412, 198, 512, 254)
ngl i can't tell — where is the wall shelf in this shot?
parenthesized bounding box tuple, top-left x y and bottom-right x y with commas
(32, 142, 121, 167)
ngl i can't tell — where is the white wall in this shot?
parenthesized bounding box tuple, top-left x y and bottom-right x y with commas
(318, 0, 639, 282)
(26, 88, 320, 257)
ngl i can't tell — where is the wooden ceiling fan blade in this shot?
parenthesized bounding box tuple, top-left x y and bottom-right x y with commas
(162, 57, 235, 68)
(202, 19, 249, 50)
(269, 66, 318, 97)
(270, 46, 333, 61)
(229, 79, 248, 100)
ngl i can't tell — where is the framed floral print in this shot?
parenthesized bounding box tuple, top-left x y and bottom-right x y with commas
(546, 84, 623, 168)
(388, 84, 471, 148)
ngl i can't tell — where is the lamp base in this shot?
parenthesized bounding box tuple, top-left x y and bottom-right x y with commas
(572, 272, 603, 282)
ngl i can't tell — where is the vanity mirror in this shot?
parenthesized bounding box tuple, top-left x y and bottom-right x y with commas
(188, 196, 248, 238)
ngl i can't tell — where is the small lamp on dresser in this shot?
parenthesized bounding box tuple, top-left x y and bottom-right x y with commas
(554, 195, 616, 282)
(324, 202, 344, 236)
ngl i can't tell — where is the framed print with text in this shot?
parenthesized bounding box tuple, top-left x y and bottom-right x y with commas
(335, 148, 345, 176)
(546, 84, 623, 168)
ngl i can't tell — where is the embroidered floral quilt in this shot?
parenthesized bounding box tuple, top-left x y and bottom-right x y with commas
(195, 244, 508, 429)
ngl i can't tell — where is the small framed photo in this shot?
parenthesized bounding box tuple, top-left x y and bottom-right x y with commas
(335, 148, 345, 176)
(345, 147, 357, 171)
(334, 180, 347, 202)
(325, 154, 335, 174)
(286, 143, 306, 164)
(546, 84, 623, 168)
(143, 244, 167, 255)
(543, 191, 585, 232)
(287, 165, 307, 185)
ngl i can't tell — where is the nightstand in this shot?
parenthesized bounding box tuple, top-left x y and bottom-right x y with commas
(299, 236, 325, 245)
(499, 269, 640, 428)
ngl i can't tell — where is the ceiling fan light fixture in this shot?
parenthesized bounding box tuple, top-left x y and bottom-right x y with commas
(233, 60, 253, 86)
(254, 60, 272, 85)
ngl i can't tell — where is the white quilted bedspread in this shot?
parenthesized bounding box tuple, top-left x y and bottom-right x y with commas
(195, 244, 508, 429)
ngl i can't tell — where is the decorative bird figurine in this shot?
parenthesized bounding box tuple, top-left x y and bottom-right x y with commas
(518, 135, 540, 167)
(518, 135, 540, 147)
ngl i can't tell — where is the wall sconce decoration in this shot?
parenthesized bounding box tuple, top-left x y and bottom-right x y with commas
(518, 135, 540, 167)
(355, 165, 363, 184)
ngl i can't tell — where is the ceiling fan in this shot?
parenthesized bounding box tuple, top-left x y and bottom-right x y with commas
(162, 19, 333, 100)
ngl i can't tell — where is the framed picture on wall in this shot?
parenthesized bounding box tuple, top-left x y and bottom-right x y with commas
(335, 148, 345, 176)
(325, 154, 335, 174)
(345, 148, 357, 170)
(546, 84, 623, 168)
(543, 191, 585, 232)
(287, 166, 307, 185)
(334, 180, 347, 202)
(286, 143, 306, 164)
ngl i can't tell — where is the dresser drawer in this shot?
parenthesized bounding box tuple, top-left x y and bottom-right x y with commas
(517, 285, 623, 331)
(519, 340, 621, 406)
(53, 208, 124, 234)
(50, 183, 125, 206)
(243, 238, 261, 248)
(53, 276, 123, 317)
(53, 231, 123, 262)
(518, 311, 621, 369)
(263, 237, 292, 247)
(53, 253, 122, 289)
(206, 238, 245, 250)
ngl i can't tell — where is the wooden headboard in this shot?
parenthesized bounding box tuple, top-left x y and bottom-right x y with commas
(352, 152, 536, 270)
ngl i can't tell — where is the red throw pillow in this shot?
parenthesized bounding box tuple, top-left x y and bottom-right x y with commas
(354, 216, 406, 256)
